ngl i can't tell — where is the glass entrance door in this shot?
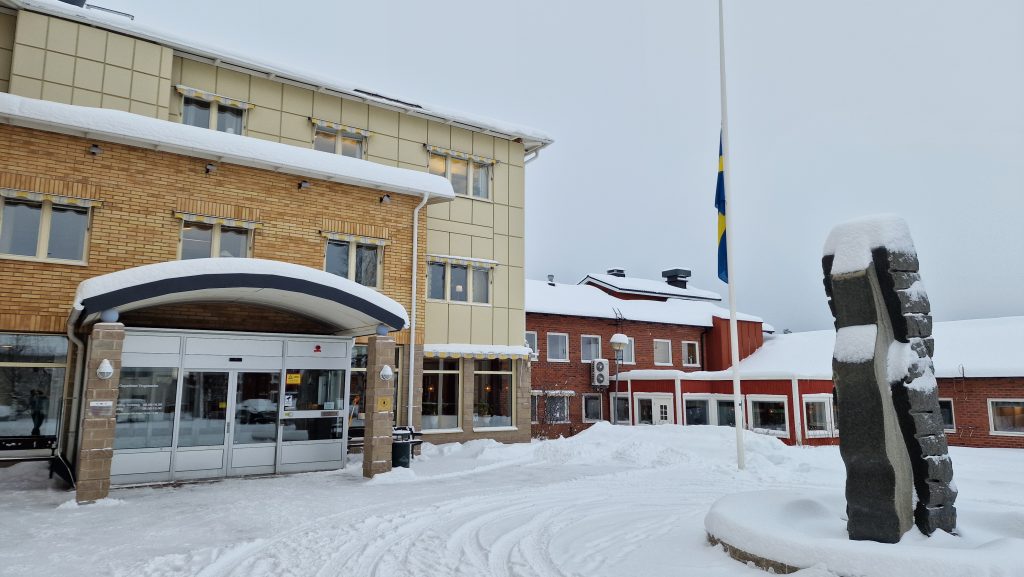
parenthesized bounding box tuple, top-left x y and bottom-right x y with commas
(228, 371, 280, 475)
(174, 371, 230, 478)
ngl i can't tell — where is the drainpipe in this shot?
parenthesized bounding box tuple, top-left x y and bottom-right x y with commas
(408, 190, 431, 426)
(63, 313, 85, 485)
(524, 149, 540, 164)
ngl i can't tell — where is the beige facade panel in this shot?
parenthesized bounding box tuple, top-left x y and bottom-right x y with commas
(281, 83, 313, 116)
(508, 309, 526, 348)
(426, 228, 449, 255)
(509, 141, 525, 166)
(71, 87, 101, 107)
(216, 68, 250, 101)
(493, 204, 509, 235)
(312, 90, 341, 123)
(75, 25, 106, 61)
(508, 165, 525, 208)
(41, 80, 71, 104)
(128, 100, 157, 117)
(0, 12, 16, 51)
(492, 265, 509, 308)
(43, 50, 74, 85)
(10, 75, 41, 98)
(280, 111, 312, 142)
(492, 163, 509, 205)
(246, 130, 280, 143)
(507, 266, 525, 309)
(448, 304, 472, 343)
(249, 75, 282, 108)
(397, 138, 427, 166)
(449, 197, 473, 224)
(132, 39, 161, 77)
(73, 58, 102, 91)
(45, 15, 76, 55)
(492, 234, 509, 266)
(493, 138, 509, 163)
(449, 233, 472, 257)
(426, 201, 449, 221)
(178, 57, 215, 92)
(13, 11, 45, 49)
(472, 132, 494, 158)
(10, 43, 43, 78)
(426, 217, 493, 239)
(398, 161, 427, 173)
(340, 99, 368, 130)
(492, 307, 509, 346)
(367, 155, 398, 167)
(130, 71, 159, 104)
(399, 114, 427, 142)
(424, 301, 449, 344)
(508, 206, 525, 238)
(101, 63, 130, 98)
(451, 126, 473, 154)
(367, 133, 399, 161)
(508, 236, 525, 268)
(101, 93, 130, 112)
(247, 106, 281, 136)
(104, 33, 134, 69)
(157, 77, 171, 108)
(368, 106, 399, 137)
(427, 120, 450, 148)
(471, 306, 491, 345)
(471, 236, 493, 260)
(472, 201, 493, 228)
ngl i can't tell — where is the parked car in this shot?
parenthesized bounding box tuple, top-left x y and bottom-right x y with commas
(236, 398, 278, 424)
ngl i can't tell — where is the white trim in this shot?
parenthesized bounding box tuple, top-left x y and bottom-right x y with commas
(938, 397, 956, 433)
(802, 393, 838, 438)
(546, 332, 569, 363)
(682, 393, 739, 426)
(530, 394, 539, 424)
(633, 393, 675, 425)
(746, 394, 790, 439)
(609, 391, 632, 426)
(582, 393, 603, 423)
(420, 428, 464, 435)
(0, 196, 90, 264)
(653, 339, 673, 366)
(621, 336, 636, 365)
(544, 395, 570, 424)
(987, 398, 1024, 436)
(682, 340, 701, 368)
(580, 334, 601, 363)
(472, 426, 518, 432)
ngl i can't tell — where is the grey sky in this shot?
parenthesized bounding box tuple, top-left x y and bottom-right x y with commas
(98, 0, 1024, 332)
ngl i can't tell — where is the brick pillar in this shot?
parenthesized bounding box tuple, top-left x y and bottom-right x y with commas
(76, 322, 124, 504)
(363, 335, 396, 478)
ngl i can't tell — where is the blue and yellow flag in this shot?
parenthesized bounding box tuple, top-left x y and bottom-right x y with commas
(715, 135, 728, 283)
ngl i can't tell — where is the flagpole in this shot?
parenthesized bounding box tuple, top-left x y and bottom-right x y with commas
(719, 0, 745, 470)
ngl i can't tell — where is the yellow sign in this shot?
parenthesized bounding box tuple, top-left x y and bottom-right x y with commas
(376, 396, 393, 412)
(286, 373, 302, 385)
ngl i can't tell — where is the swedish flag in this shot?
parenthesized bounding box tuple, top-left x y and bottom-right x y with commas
(715, 135, 728, 283)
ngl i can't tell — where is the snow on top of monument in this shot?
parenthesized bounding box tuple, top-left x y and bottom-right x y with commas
(823, 214, 917, 274)
(525, 279, 761, 327)
(834, 325, 878, 363)
(0, 92, 454, 202)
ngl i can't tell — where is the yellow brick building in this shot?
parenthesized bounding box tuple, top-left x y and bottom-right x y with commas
(0, 0, 551, 491)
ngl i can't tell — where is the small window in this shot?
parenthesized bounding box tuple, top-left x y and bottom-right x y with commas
(531, 394, 539, 424)
(620, 337, 635, 364)
(355, 244, 378, 286)
(428, 260, 490, 304)
(0, 199, 89, 262)
(546, 395, 569, 424)
(473, 359, 514, 429)
(428, 153, 447, 177)
(581, 335, 601, 363)
(428, 154, 490, 200)
(749, 397, 788, 437)
(524, 332, 538, 357)
(314, 128, 364, 158)
(938, 399, 955, 432)
(613, 395, 630, 424)
(325, 240, 350, 278)
(547, 333, 568, 362)
(804, 395, 838, 437)
(472, 163, 489, 199)
(471, 267, 490, 304)
(583, 393, 603, 422)
(217, 106, 244, 135)
(682, 341, 700, 367)
(654, 339, 672, 365)
(450, 264, 468, 302)
(324, 240, 381, 288)
(449, 157, 469, 195)
(685, 399, 709, 425)
(427, 262, 446, 299)
(340, 134, 364, 159)
(182, 96, 211, 129)
(180, 223, 250, 260)
(182, 95, 246, 135)
(989, 400, 1024, 435)
(422, 358, 460, 430)
(314, 129, 337, 153)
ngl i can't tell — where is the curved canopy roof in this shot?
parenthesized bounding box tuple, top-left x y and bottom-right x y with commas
(71, 259, 408, 337)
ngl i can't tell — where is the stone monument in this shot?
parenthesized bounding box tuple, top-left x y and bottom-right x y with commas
(822, 215, 957, 542)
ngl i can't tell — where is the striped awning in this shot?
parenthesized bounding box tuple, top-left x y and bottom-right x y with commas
(424, 350, 530, 361)
(173, 211, 262, 230)
(321, 231, 390, 247)
(427, 254, 498, 269)
(310, 118, 370, 137)
(425, 145, 498, 166)
(424, 344, 532, 361)
(175, 85, 254, 110)
(1, 188, 101, 208)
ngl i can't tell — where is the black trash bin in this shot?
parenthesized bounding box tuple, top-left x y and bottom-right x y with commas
(392, 429, 412, 468)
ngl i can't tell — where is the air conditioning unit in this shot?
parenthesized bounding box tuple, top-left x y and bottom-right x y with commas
(592, 358, 610, 387)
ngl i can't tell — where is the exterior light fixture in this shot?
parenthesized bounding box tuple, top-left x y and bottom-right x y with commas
(96, 359, 114, 380)
(89, 144, 102, 155)
(379, 194, 391, 204)
(298, 180, 311, 189)
(205, 163, 217, 174)
(380, 364, 394, 382)
(610, 333, 629, 425)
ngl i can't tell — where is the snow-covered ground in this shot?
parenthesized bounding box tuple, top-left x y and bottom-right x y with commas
(1, 424, 1021, 577)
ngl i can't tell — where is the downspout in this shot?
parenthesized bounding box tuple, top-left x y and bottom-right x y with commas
(524, 149, 540, 164)
(63, 312, 84, 486)
(408, 190, 431, 426)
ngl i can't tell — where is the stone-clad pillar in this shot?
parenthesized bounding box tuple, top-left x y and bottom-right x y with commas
(76, 322, 124, 504)
(363, 335, 396, 478)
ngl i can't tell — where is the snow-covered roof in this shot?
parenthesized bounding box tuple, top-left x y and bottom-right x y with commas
(7, 0, 553, 152)
(0, 92, 454, 203)
(525, 279, 761, 328)
(581, 273, 722, 302)
(423, 343, 533, 360)
(654, 316, 1024, 381)
(72, 258, 409, 336)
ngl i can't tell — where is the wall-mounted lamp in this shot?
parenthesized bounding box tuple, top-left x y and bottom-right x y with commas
(96, 359, 114, 380)
(379, 194, 391, 204)
(379, 364, 394, 382)
(205, 163, 217, 174)
(298, 180, 311, 189)
(89, 144, 103, 155)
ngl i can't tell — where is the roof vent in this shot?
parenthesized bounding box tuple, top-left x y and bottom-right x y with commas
(547, 274, 555, 286)
(662, 268, 691, 289)
(606, 268, 626, 278)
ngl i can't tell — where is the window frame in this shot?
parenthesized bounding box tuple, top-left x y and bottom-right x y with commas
(802, 393, 838, 438)
(937, 398, 956, 433)
(324, 239, 383, 289)
(682, 340, 701, 368)
(0, 333, 69, 445)
(313, 126, 366, 159)
(428, 152, 492, 201)
(0, 198, 91, 264)
(620, 337, 636, 365)
(582, 393, 603, 423)
(178, 221, 252, 260)
(425, 260, 492, 305)
(545, 394, 570, 424)
(609, 392, 632, 425)
(421, 357, 462, 433)
(182, 95, 247, 135)
(580, 335, 602, 364)
(746, 394, 790, 438)
(683, 393, 738, 426)
(653, 339, 673, 366)
(546, 332, 569, 363)
(530, 392, 540, 424)
(988, 398, 1024, 436)
(524, 331, 538, 360)
(472, 359, 516, 431)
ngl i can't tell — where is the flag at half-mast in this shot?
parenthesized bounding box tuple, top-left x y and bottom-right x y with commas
(715, 135, 728, 283)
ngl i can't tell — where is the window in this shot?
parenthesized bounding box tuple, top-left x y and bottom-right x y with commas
(682, 341, 700, 367)
(988, 399, 1024, 435)
(428, 153, 490, 200)
(684, 394, 736, 426)
(546, 395, 569, 424)
(938, 398, 955, 433)
(0, 198, 89, 262)
(621, 337, 635, 364)
(581, 335, 601, 363)
(748, 396, 789, 437)
(422, 358, 460, 430)
(654, 339, 672, 366)
(114, 367, 178, 449)
(182, 96, 245, 135)
(611, 393, 630, 424)
(180, 222, 250, 259)
(803, 394, 838, 438)
(325, 240, 381, 288)
(474, 359, 514, 428)
(314, 127, 365, 159)
(547, 333, 569, 362)
(685, 399, 709, 425)
(348, 345, 402, 425)
(0, 334, 67, 441)
(583, 393, 603, 422)
(530, 393, 539, 424)
(524, 332, 538, 359)
(426, 260, 491, 304)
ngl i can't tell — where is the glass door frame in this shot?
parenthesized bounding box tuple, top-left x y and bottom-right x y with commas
(169, 368, 233, 480)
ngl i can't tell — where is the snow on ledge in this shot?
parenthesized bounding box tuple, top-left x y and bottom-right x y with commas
(823, 214, 916, 275)
(423, 343, 533, 360)
(0, 92, 454, 203)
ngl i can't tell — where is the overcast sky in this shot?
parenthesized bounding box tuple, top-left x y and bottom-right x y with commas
(98, 0, 1024, 332)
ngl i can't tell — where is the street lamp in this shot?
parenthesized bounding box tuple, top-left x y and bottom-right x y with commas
(610, 333, 628, 425)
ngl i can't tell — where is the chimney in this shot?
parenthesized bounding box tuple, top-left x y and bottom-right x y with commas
(606, 268, 626, 278)
(547, 274, 555, 286)
(662, 268, 691, 289)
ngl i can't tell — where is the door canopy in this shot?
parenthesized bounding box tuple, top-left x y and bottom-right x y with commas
(70, 258, 408, 337)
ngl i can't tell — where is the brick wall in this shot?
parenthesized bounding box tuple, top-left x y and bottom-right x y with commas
(938, 377, 1024, 449)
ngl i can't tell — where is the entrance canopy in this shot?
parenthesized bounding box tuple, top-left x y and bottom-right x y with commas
(71, 258, 408, 336)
